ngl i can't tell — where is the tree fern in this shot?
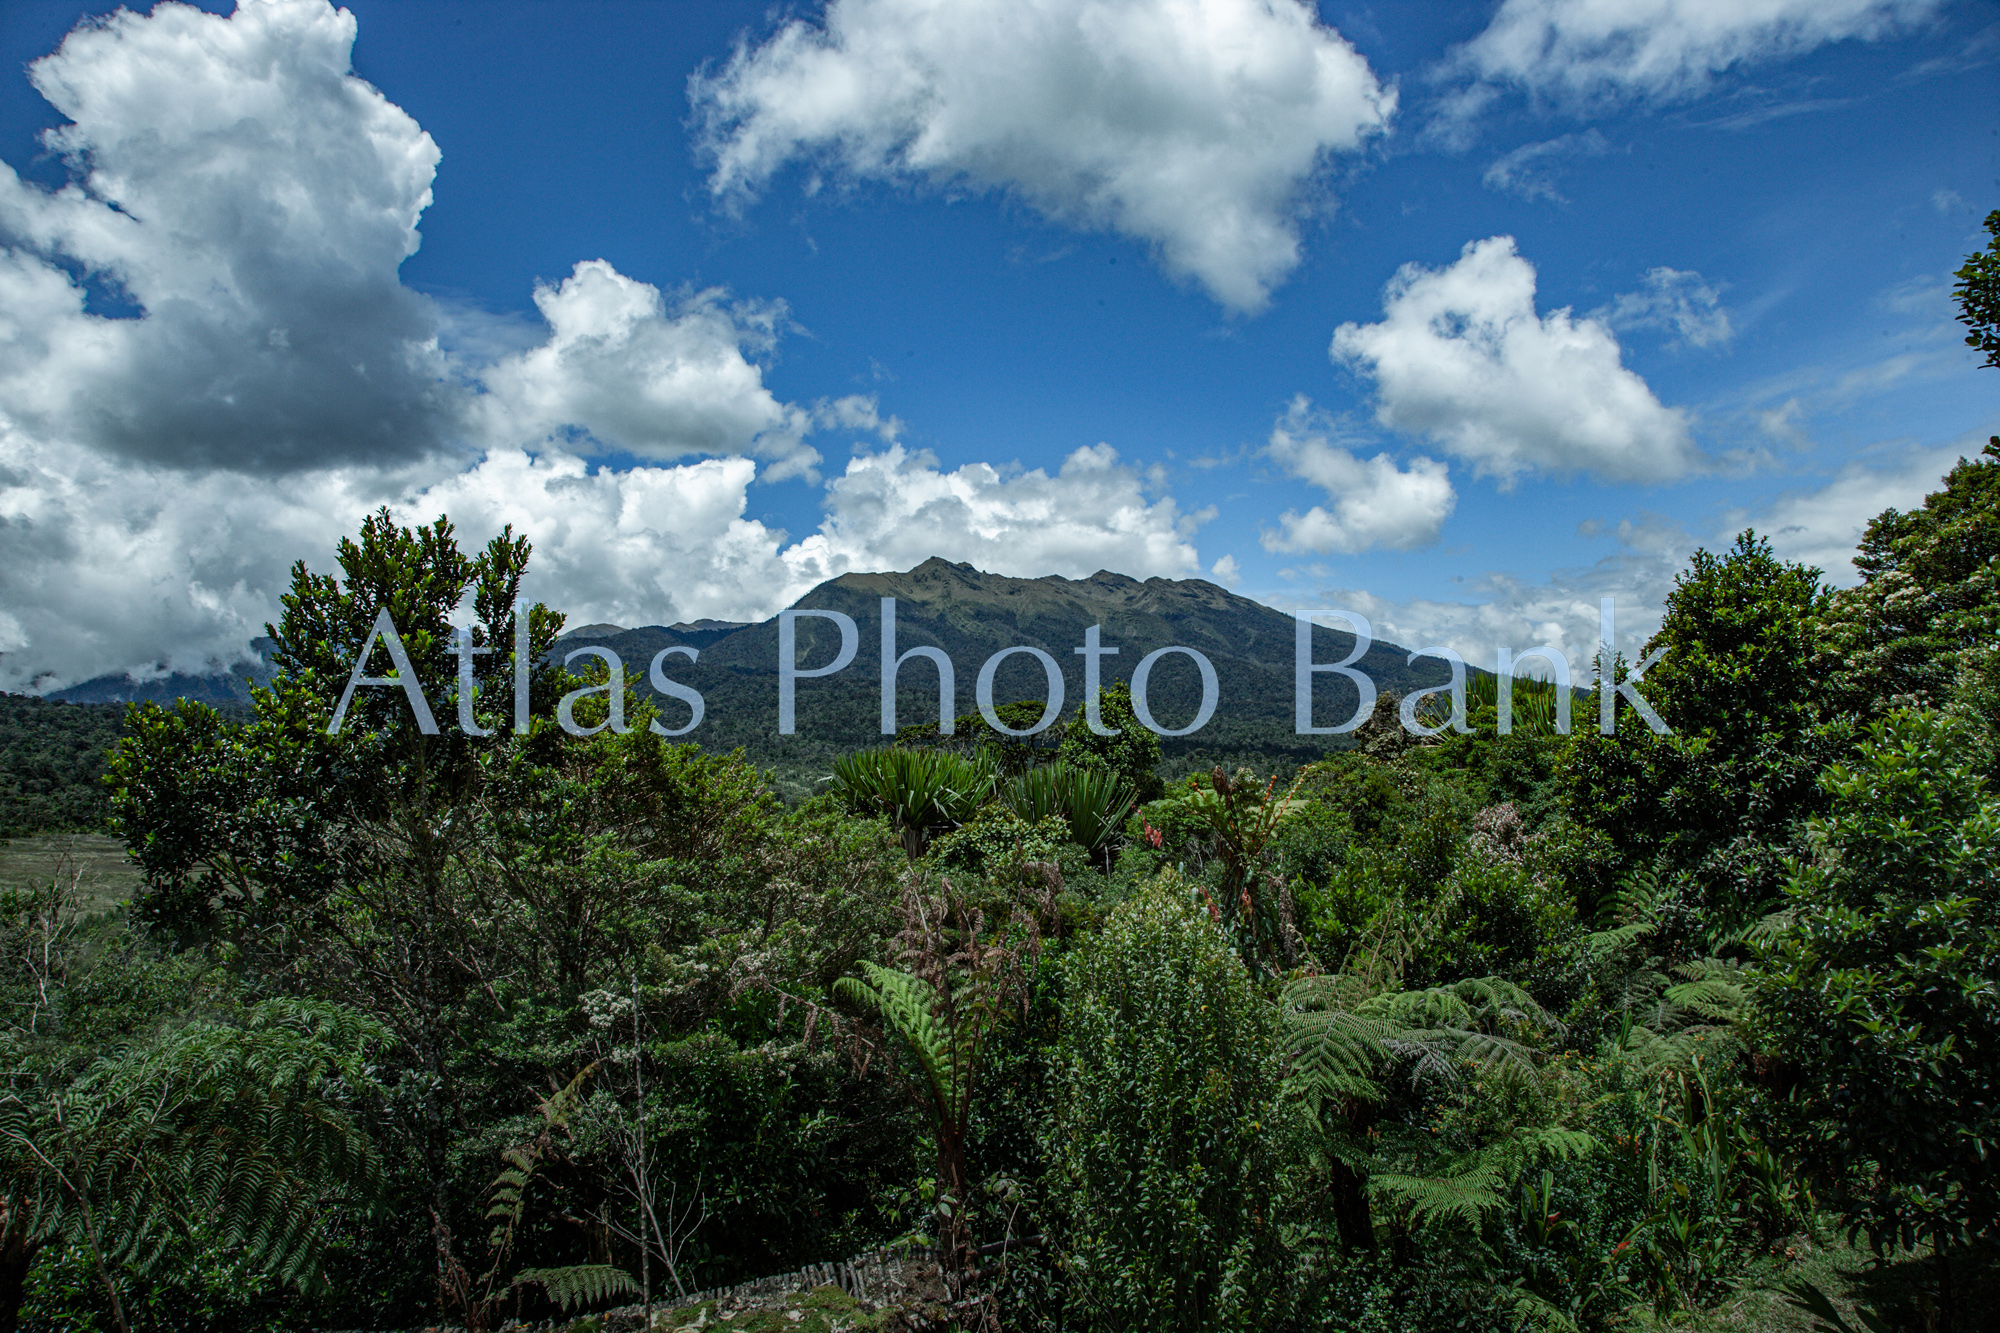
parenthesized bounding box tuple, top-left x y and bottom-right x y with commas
(434, 1063, 632, 1333)
(1278, 904, 1595, 1257)
(0, 998, 388, 1330)
(1371, 1164, 1505, 1226)
(835, 962, 964, 1116)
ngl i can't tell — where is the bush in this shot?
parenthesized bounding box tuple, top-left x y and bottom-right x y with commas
(1043, 873, 1294, 1331)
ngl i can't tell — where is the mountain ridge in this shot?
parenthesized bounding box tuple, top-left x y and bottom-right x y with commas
(38, 563, 1465, 781)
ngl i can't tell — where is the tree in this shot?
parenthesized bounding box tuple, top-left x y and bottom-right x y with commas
(1747, 712, 1999, 1300)
(1557, 532, 1839, 923)
(107, 510, 569, 1287)
(1055, 683, 1164, 803)
(1280, 893, 1577, 1261)
(1955, 208, 2000, 368)
(1821, 439, 2000, 720)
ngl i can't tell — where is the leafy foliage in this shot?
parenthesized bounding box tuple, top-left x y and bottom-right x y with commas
(23, 440, 2000, 1329)
(1045, 876, 1293, 1331)
(0, 998, 386, 1331)
(1822, 437, 2000, 721)
(1956, 208, 2000, 368)
(0, 698, 125, 838)
(1557, 531, 1839, 922)
(1748, 710, 2000, 1254)
(999, 764, 1135, 863)
(829, 748, 996, 858)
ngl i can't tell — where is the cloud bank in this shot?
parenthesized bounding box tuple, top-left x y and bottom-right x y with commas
(1291, 438, 1973, 674)
(692, 0, 1395, 312)
(0, 0, 1200, 692)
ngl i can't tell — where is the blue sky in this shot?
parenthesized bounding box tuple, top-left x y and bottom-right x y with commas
(0, 0, 1995, 690)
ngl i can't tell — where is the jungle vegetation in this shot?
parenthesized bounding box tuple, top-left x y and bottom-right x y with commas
(0, 215, 1994, 1333)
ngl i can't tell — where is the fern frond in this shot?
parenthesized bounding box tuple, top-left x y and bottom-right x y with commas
(837, 963, 961, 1111)
(513, 1263, 640, 1312)
(1372, 1165, 1504, 1225)
(4, 1000, 388, 1290)
(1500, 1286, 1583, 1333)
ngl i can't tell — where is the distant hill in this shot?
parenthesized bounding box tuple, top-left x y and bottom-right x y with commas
(48, 638, 277, 705)
(554, 559, 1461, 774)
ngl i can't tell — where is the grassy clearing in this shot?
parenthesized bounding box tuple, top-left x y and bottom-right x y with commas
(0, 833, 140, 913)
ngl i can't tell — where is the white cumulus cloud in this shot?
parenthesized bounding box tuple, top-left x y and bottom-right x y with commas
(791, 443, 1204, 580)
(1447, 0, 1943, 107)
(1259, 397, 1455, 554)
(0, 0, 452, 471)
(1283, 435, 1979, 678)
(1331, 236, 1699, 485)
(692, 0, 1394, 313)
(475, 262, 826, 476)
(0, 0, 1204, 692)
(1285, 513, 1696, 675)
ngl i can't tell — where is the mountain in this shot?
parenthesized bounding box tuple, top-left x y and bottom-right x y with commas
(34, 564, 1462, 783)
(555, 559, 1458, 771)
(48, 638, 278, 706)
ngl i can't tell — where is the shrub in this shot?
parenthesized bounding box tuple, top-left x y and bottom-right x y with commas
(1043, 874, 1293, 1331)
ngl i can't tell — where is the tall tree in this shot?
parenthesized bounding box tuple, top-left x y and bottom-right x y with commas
(1747, 711, 1999, 1318)
(1557, 533, 1838, 924)
(108, 511, 567, 1267)
(1820, 440, 2000, 720)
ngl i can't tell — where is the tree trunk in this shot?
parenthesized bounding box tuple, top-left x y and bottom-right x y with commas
(936, 1122, 974, 1299)
(0, 1219, 40, 1333)
(1327, 1160, 1375, 1255)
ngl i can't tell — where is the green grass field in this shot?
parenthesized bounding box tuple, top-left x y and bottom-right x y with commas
(0, 833, 140, 913)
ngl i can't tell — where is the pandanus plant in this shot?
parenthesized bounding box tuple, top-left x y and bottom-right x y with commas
(1000, 763, 1136, 868)
(830, 748, 997, 859)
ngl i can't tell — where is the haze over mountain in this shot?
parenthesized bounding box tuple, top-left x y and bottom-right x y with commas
(47, 639, 279, 707)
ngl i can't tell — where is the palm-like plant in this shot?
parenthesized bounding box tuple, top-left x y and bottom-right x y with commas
(999, 764, 1135, 866)
(830, 748, 997, 858)
(0, 998, 387, 1333)
(834, 882, 1034, 1320)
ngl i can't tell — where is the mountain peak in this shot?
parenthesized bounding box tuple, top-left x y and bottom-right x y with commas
(911, 556, 979, 575)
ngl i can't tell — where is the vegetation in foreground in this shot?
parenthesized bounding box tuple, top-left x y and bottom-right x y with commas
(0, 213, 1994, 1333)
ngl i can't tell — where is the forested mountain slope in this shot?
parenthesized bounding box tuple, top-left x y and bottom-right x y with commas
(554, 557, 1467, 768)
